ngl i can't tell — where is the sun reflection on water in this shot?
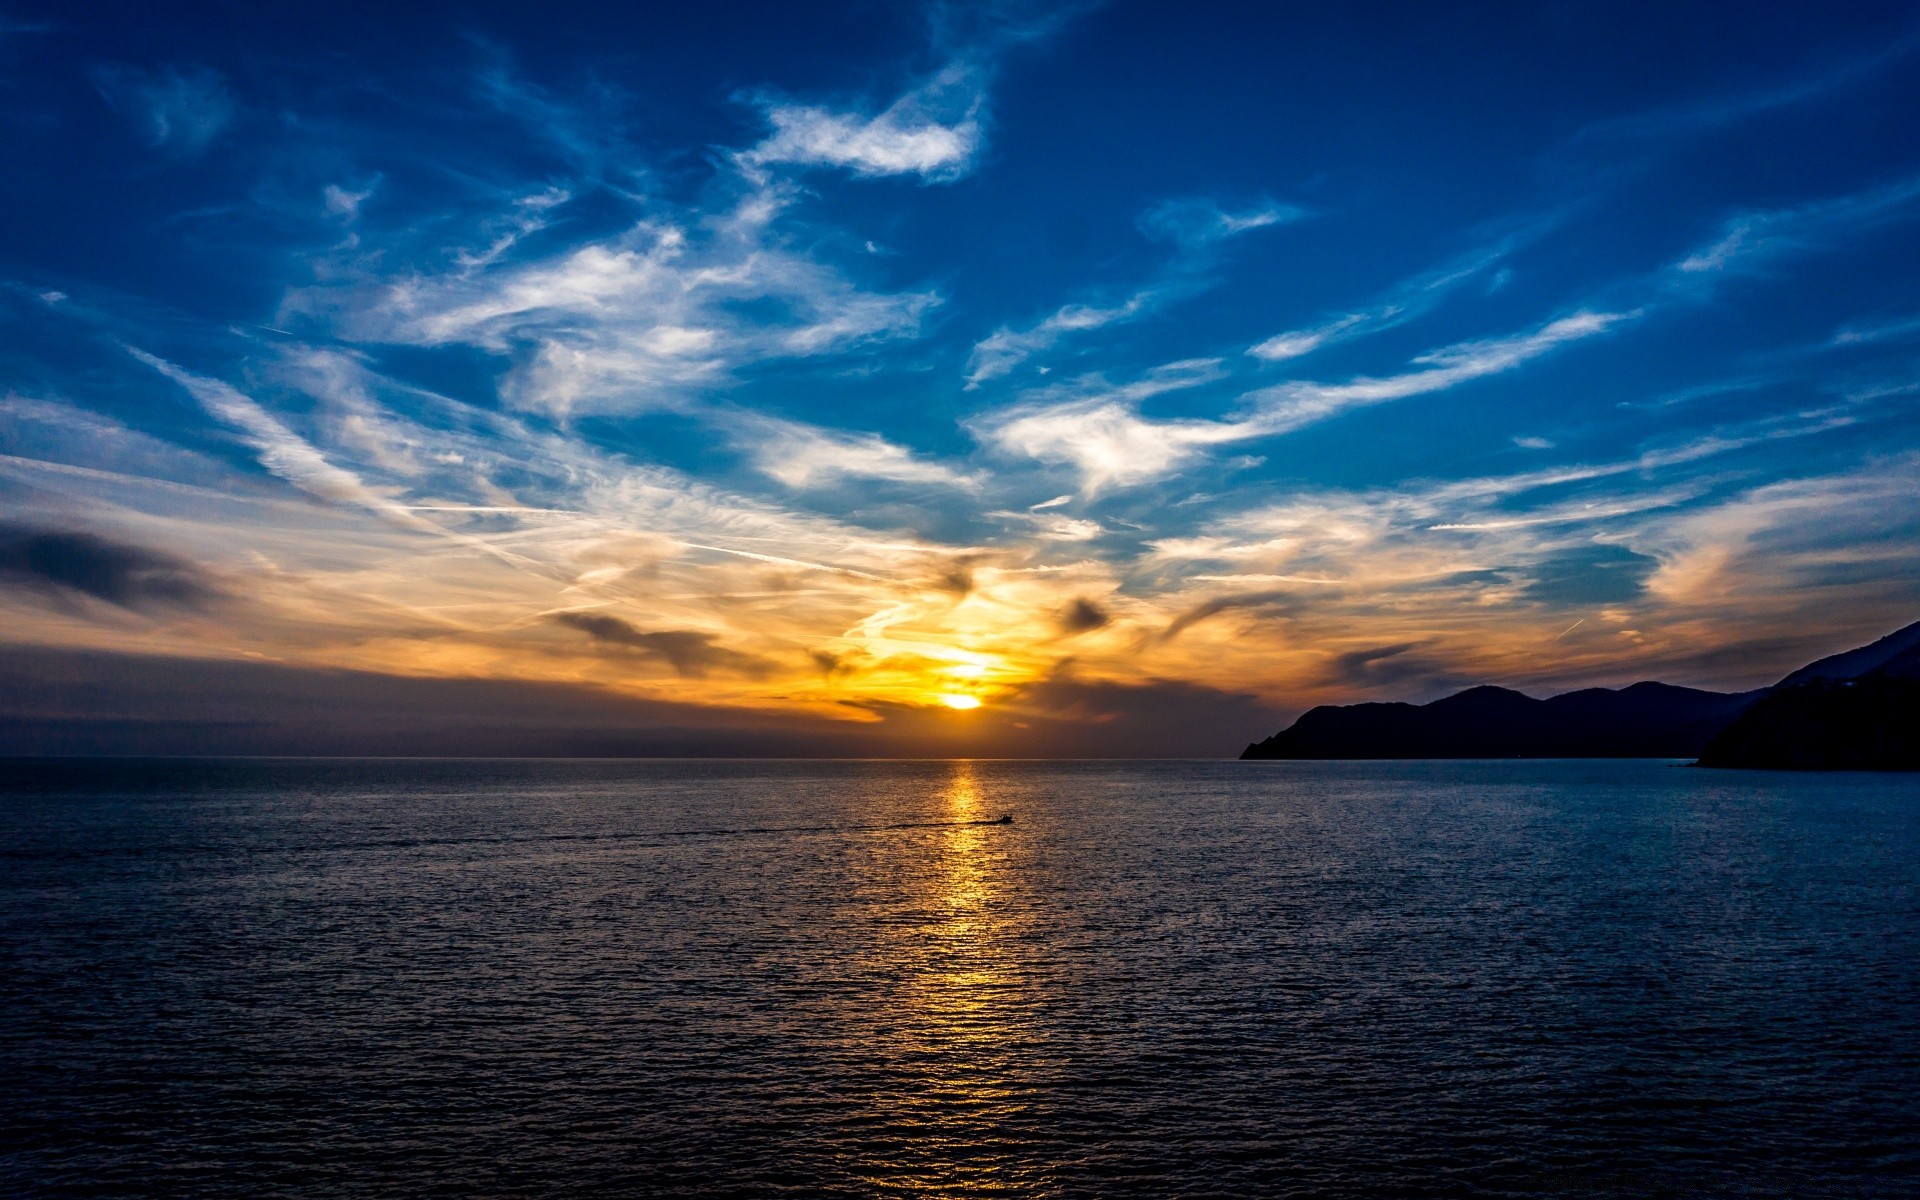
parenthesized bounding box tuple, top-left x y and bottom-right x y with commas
(911, 762, 1002, 1051)
(860, 761, 1044, 1195)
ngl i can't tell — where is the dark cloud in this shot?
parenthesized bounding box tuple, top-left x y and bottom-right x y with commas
(550, 611, 766, 677)
(1058, 596, 1110, 634)
(834, 668, 1288, 756)
(809, 648, 863, 679)
(0, 524, 220, 612)
(0, 647, 1284, 758)
(1163, 589, 1309, 640)
(0, 645, 868, 757)
(1327, 642, 1418, 680)
(1319, 642, 1471, 695)
(988, 671, 1287, 756)
(930, 559, 976, 597)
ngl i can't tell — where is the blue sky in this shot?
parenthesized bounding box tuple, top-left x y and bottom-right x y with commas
(2, 1, 1918, 753)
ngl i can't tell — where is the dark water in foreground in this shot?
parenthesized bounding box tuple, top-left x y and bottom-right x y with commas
(1, 758, 1916, 1198)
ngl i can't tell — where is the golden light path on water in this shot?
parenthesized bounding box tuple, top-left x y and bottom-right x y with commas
(859, 761, 1046, 1195)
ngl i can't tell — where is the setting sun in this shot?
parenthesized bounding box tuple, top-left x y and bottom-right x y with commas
(940, 694, 983, 710)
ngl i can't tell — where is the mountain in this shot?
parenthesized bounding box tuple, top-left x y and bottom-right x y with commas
(1775, 621, 1920, 685)
(1696, 621, 1920, 769)
(1241, 619, 1919, 765)
(1694, 676, 1920, 770)
(1241, 681, 1759, 760)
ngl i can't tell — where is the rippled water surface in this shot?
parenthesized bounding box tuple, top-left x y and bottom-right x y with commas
(3, 758, 1916, 1197)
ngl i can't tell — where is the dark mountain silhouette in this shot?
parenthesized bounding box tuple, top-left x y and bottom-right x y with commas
(1775, 622, 1920, 686)
(1695, 676, 1920, 770)
(1242, 619, 1919, 767)
(1696, 625, 1920, 770)
(1241, 681, 1760, 760)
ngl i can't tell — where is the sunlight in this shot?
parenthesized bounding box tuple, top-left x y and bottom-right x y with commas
(940, 693, 983, 710)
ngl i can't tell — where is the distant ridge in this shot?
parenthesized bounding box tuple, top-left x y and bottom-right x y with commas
(1242, 620, 1920, 769)
(1776, 621, 1920, 686)
(1241, 681, 1759, 760)
(1698, 622, 1920, 770)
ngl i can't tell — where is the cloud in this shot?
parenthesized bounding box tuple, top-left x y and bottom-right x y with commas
(1833, 312, 1920, 345)
(981, 399, 1242, 494)
(0, 523, 219, 612)
(1162, 587, 1314, 641)
(1571, 32, 1920, 148)
(0, 644, 1285, 758)
(972, 359, 1234, 492)
(989, 509, 1105, 541)
(967, 198, 1294, 386)
(1246, 241, 1516, 362)
(95, 64, 235, 155)
(1638, 453, 1920, 608)
(1247, 315, 1365, 362)
(1137, 412, 1899, 692)
(130, 349, 564, 581)
(549, 611, 765, 677)
(732, 415, 979, 490)
(979, 313, 1628, 492)
(966, 290, 1161, 387)
(470, 60, 651, 189)
(741, 63, 985, 182)
(263, 346, 976, 590)
(323, 182, 377, 221)
(131, 350, 437, 526)
(1245, 310, 1632, 431)
(0, 644, 867, 757)
(1137, 196, 1304, 249)
(1320, 642, 1469, 693)
(19, 15, 1920, 733)
(1057, 596, 1110, 634)
(327, 196, 939, 415)
(1671, 175, 1920, 278)
(985, 670, 1283, 756)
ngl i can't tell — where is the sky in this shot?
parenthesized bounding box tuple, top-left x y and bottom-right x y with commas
(2, 0, 1918, 756)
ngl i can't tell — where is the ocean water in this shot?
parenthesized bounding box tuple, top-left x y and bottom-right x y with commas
(1, 758, 1915, 1198)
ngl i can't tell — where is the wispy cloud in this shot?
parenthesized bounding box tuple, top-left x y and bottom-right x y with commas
(131, 350, 428, 523)
(967, 198, 1296, 386)
(1129, 432, 1904, 696)
(1672, 174, 1920, 277)
(971, 359, 1232, 492)
(1572, 30, 1920, 148)
(1136, 196, 1304, 249)
(965, 289, 1161, 388)
(979, 312, 1630, 492)
(314, 191, 939, 416)
(129, 349, 553, 577)
(989, 508, 1105, 542)
(94, 64, 235, 155)
(1833, 311, 1920, 345)
(1244, 310, 1634, 433)
(730, 414, 980, 491)
(741, 62, 986, 182)
(1247, 240, 1515, 362)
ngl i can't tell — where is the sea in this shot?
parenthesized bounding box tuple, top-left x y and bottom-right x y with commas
(2, 758, 1915, 1197)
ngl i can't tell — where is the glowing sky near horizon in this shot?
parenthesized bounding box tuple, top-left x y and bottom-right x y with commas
(2, 1, 1918, 751)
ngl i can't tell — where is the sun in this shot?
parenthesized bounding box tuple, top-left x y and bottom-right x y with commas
(940, 694, 983, 710)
